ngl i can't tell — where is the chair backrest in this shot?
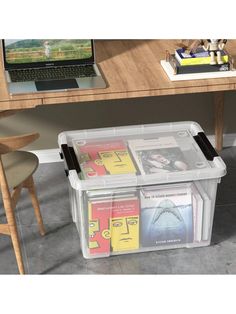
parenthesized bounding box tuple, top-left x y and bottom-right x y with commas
(0, 110, 22, 119)
(0, 133, 39, 155)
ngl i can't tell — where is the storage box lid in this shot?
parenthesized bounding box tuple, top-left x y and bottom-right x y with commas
(58, 121, 226, 190)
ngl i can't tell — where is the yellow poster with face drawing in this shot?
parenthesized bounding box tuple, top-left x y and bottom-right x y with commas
(88, 195, 140, 255)
(111, 198, 140, 252)
(98, 150, 137, 175)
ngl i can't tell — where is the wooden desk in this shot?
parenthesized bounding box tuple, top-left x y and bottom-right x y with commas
(1, 40, 236, 150)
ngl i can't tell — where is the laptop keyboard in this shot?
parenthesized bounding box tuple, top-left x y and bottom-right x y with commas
(9, 65, 97, 82)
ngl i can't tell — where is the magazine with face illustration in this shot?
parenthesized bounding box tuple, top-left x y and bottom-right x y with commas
(73, 139, 137, 179)
(86, 189, 140, 255)
(128, 136, 189, 175)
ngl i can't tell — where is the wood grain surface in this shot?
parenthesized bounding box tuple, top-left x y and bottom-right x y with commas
(1, 40, 236, 110)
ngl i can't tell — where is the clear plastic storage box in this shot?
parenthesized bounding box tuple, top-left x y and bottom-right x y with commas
(58, 121, 226, 259)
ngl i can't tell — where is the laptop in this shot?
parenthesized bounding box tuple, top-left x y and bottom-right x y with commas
(1, 39, 106, 94)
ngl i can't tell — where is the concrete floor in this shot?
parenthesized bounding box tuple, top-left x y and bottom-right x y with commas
(1, 146, 236, 274)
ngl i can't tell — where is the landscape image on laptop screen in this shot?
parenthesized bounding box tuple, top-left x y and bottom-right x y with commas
(5, 39, 93, 64)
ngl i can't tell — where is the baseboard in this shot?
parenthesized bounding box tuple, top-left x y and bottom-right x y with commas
(31, 133, 236, 164)
(29, 148, 61, 163)
(207, 133, 236, 148)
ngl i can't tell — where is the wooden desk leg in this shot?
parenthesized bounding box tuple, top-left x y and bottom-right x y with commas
(214, 91, 225, 152)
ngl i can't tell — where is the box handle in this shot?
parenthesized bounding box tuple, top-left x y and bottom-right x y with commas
(60, 144, 81, 175)
(193, 132, 218, 161)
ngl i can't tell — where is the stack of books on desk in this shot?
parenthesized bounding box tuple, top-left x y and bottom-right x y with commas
(173, 48, 230, 74)
(161, 47, 236, 81)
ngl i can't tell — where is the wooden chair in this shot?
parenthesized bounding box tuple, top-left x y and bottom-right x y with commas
(0, 133, 45, 274)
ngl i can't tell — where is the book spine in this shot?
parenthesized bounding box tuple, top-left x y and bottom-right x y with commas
(191, 183, 203, 242)
(194, 181, 212, 241)
(180, 55, 228, 66)
(176, 63, 230, 74)
(174, 50, 182, 65)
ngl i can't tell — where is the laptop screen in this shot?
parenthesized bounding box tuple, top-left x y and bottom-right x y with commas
(4, 39, 93, 64)
(2, 39, 94, 69)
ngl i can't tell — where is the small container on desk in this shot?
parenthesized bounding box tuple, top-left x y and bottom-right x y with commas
(58, 121, 226, 259)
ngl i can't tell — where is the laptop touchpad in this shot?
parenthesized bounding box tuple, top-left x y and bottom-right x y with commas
(35, 79, 79, 91)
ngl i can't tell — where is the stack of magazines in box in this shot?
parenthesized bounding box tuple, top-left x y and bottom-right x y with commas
(84, 182, 211, 255)
(73, 132, 207, 179)
(72, 133, 211, 255)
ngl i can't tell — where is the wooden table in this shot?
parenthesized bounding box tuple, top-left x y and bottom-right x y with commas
(1, 40, 236, 150)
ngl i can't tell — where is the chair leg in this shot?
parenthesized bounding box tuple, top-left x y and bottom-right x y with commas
(2, 195, 25, 274)
(24, 176, 45, 236)
(9, 224, 25, 274)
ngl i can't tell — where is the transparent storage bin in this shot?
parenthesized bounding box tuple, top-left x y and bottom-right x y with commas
(58, 121, 226, 259)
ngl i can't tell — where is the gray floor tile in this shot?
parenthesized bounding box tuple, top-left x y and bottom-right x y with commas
(201, 241, 236, 274)
(20, 222, 87, 274)
(86, 257, 122, 274)
(216, 167, 236, 205)
(118, 250, 171, 274)
(0, 235, 20, 274)
(216, 147, 236, 205)
(219, 146, 236, 168)
(0, 196, 21, 225)
(0, 218, 29, 274)
(166, 246, 222, 274)
(20, 221, 123, 274)
(17, 163, 72, 227)
(212, 204, 236, 244)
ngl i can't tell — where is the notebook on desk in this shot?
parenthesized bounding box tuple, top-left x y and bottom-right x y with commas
(1, 39, 106, 94)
